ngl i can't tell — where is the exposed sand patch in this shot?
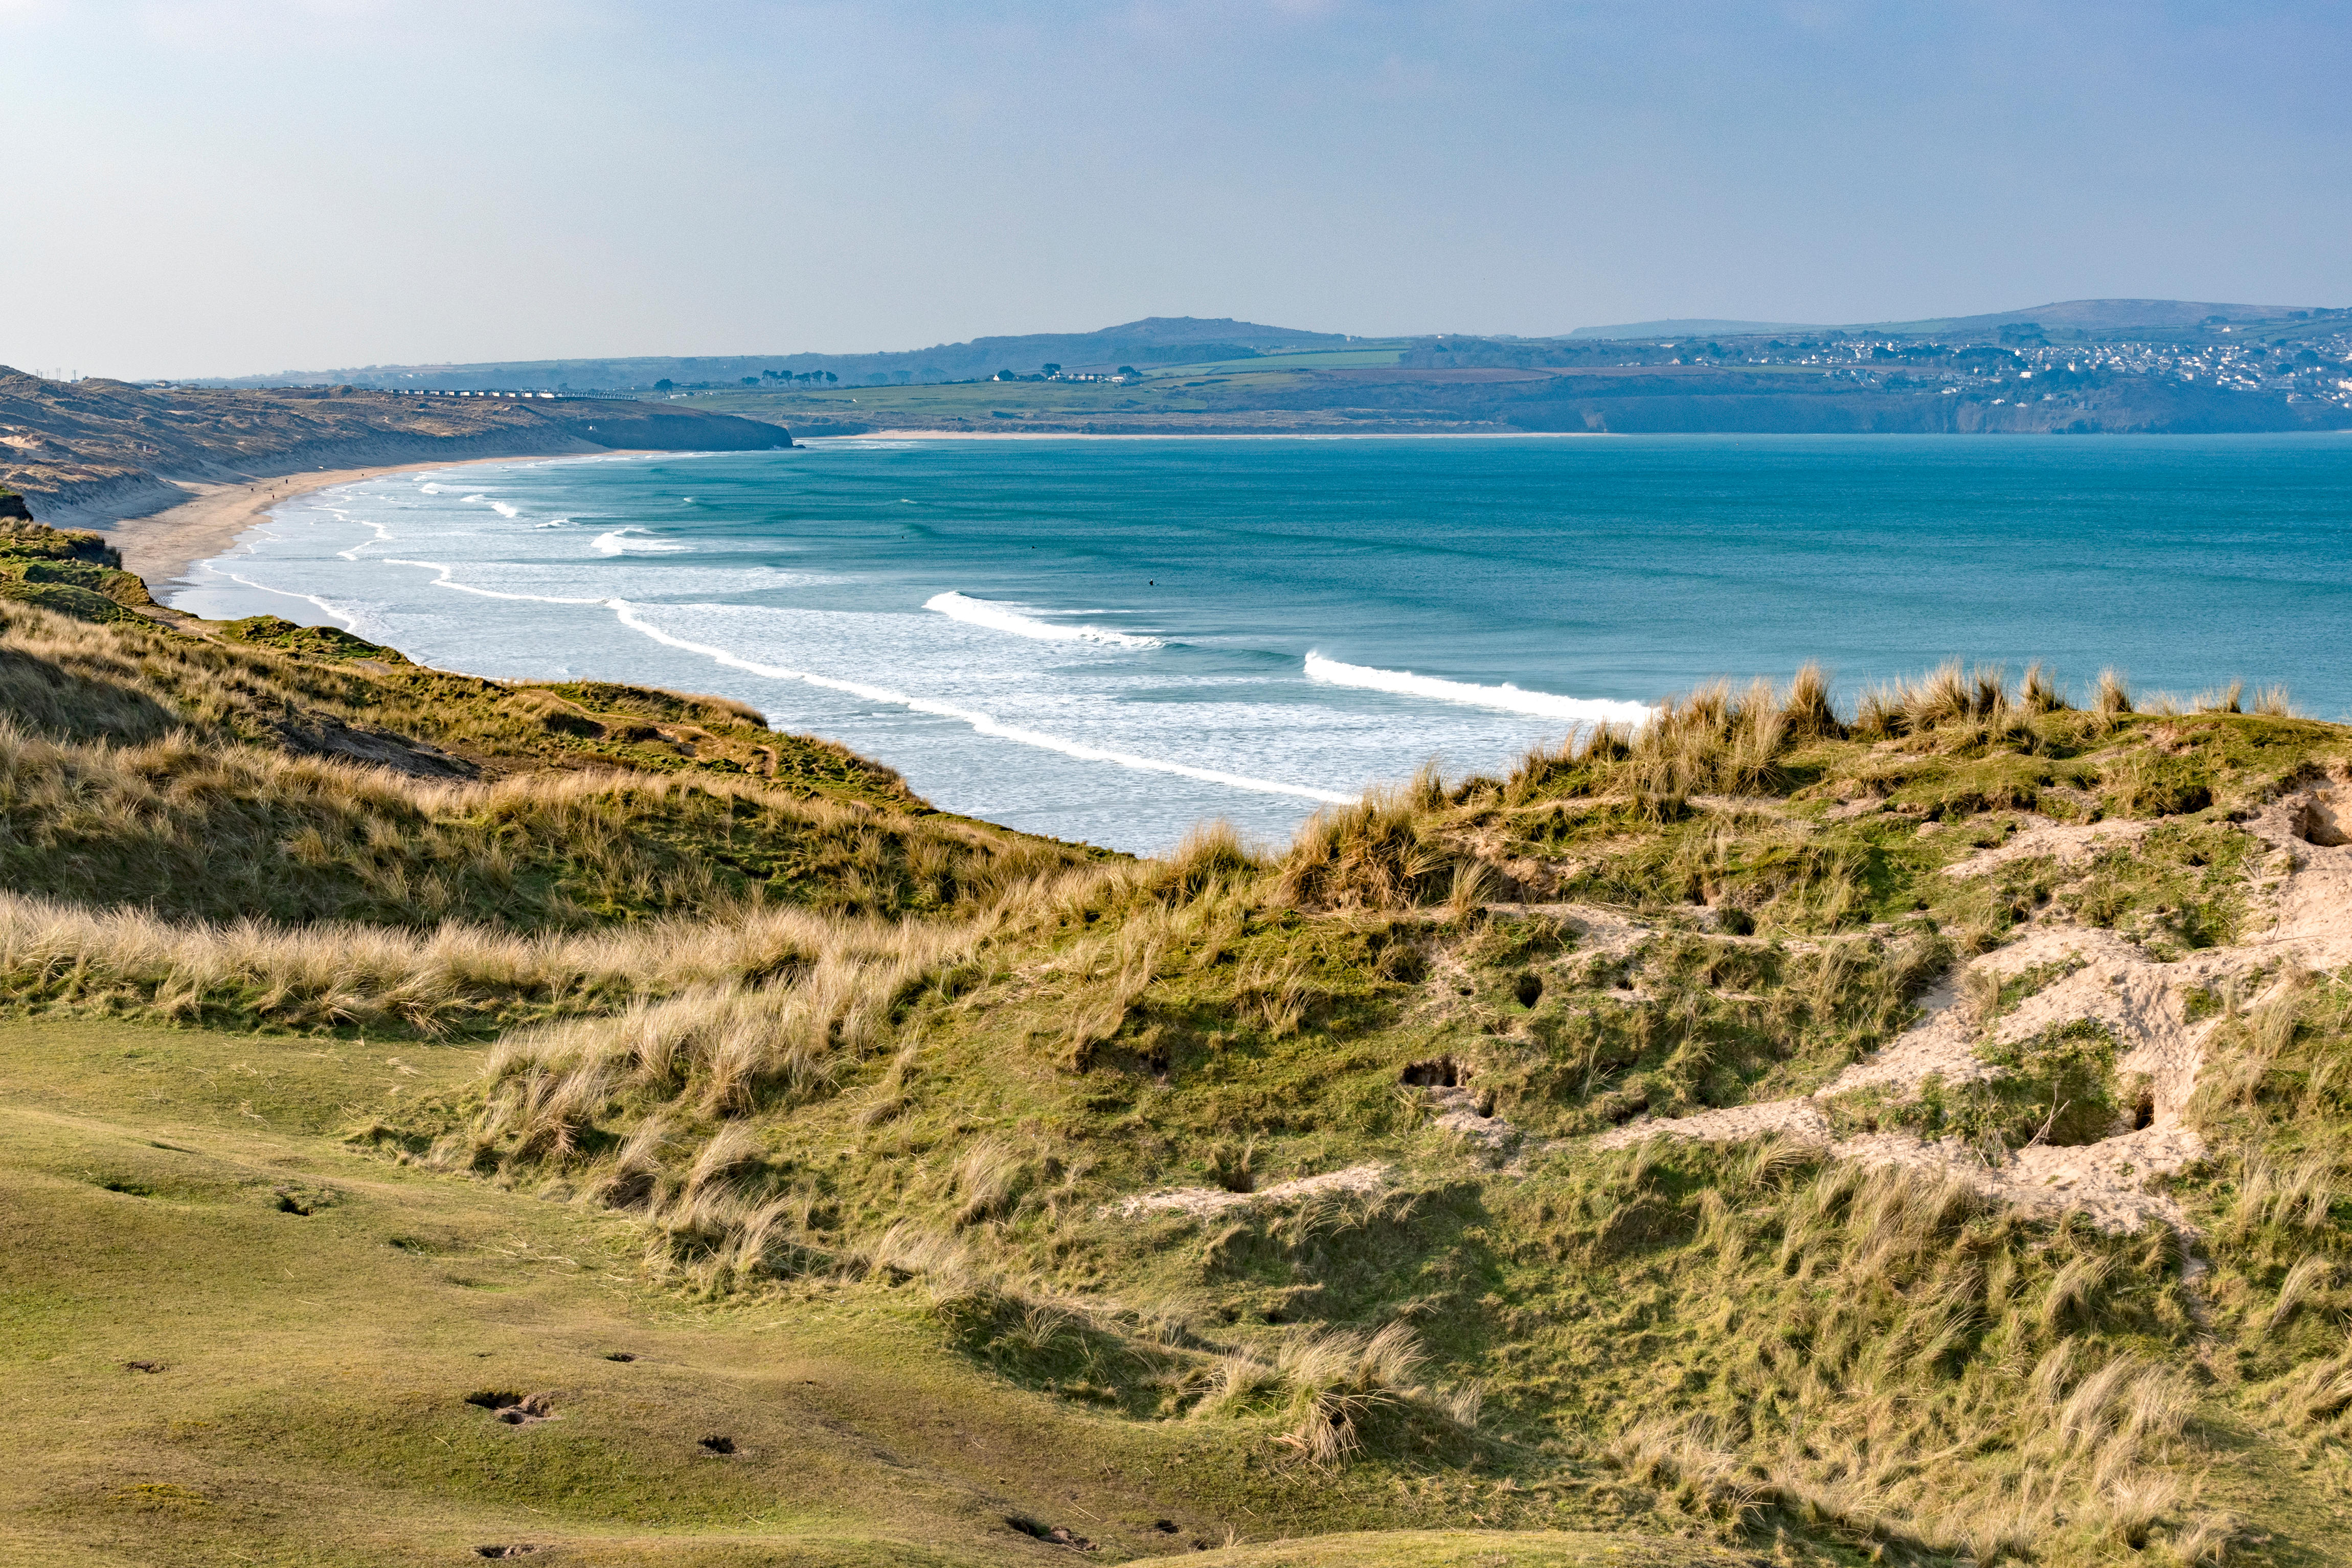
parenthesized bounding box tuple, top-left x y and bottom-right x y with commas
(1429, 1084, 1537, 1161)
(1116, 1162, 1388, 1219)
(1836, 1124, 2205, 1233)
(2240, 780, 2352, 967)
(1480, 902, 1657, 962)
(1942, 815, 2153, 878)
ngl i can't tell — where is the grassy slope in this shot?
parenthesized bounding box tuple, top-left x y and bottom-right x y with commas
(2, 1017, 1731, 1566)
(6, 508, 2352, 1564)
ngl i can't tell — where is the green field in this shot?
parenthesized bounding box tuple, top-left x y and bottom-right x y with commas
(1137, 345, 1415, 376)
(667, 371, 1342, 431)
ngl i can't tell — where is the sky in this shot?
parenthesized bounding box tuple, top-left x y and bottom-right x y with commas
(3, 0, 2348, 379)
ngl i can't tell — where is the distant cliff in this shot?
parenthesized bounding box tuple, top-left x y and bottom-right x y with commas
(0, 371, 794, 523)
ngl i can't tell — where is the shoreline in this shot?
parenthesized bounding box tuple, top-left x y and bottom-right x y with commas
(102, 450, 655, 595)
(844, 428, 1613, 441)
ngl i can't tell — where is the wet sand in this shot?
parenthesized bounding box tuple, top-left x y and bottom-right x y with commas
(104, 451, 649, 593)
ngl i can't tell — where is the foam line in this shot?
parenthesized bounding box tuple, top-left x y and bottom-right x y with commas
(200, 565, 365, 629)
(609, 603, 1352, 804)
(382, 558, 607, 605)
(1305, 652, 1656, 725)
(336, 518, 397, 560)
(924, 590, 1164, 649)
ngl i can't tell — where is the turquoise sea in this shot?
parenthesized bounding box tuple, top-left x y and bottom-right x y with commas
(173, 434, 2352, 852)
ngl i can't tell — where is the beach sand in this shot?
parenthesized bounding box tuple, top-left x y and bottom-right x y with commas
(101, 451, 648, 595)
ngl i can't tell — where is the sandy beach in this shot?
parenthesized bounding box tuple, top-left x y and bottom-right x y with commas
(102, 450, 647, 595)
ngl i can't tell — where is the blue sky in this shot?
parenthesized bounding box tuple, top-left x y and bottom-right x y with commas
(4, 0, 2347, 377)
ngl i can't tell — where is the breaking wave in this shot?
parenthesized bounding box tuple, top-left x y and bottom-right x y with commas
(592, 527, 691, 556)
(1304, 652, 1655, 725)
(923, 590, 1163, 649)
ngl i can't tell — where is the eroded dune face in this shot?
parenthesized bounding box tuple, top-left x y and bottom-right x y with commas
(1590, 775, 2352, 1234)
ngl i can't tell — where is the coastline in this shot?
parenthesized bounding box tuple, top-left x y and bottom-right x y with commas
(847, 428, 1613, 441)
(102, 450, 654, 596)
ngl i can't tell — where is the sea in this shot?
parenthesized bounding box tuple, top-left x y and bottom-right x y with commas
(171, 434, 2352, 854)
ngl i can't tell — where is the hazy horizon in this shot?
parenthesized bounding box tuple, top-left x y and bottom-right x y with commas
(4, 1, 2347, 380)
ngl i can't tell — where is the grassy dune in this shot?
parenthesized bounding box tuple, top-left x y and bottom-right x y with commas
(6, 504, 2352, 1564)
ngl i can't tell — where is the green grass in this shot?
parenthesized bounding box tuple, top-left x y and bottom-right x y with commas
(0, 1016, 1756, 1566)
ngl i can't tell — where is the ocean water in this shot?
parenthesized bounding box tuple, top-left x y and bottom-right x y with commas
(172, 434, 2352, 853)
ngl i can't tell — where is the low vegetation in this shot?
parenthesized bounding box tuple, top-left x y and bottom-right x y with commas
(5, 520, 2350, 1565)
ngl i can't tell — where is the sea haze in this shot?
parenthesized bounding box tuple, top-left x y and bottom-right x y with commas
(172, 434, 2352, 852)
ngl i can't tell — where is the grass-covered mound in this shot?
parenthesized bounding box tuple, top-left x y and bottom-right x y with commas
(6, 543, 2352, 1567)
(0, 527, 1098, 1034)
(0, 502, 154, 622)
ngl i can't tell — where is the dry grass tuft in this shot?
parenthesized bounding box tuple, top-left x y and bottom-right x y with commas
(2021, 661, 2068, 714)
(1277, 782, 1449, 912)
(1781, 661, 1844, 741)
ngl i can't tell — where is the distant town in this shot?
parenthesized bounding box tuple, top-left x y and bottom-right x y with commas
(88, 303, 2346, 437)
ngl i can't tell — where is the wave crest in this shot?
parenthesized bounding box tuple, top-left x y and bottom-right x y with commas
(1305, 652, 1655, 725)
(924, 590, 1163, 649)
(592, 527, 692, 557)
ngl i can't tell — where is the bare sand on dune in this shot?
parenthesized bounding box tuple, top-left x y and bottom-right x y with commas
(103, 451, 652, 595)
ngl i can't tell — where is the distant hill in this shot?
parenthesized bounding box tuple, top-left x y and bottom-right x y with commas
(1862, 298, 2317, 338)
(1569, 299, 2330, 344)
(198, 317, 1354, 394)
(1566, 317, 1829, 339)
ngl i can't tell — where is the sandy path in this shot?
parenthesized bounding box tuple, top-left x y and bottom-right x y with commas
(101, 450, 651, 595)
(1116, 1163, 1389, 1219)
